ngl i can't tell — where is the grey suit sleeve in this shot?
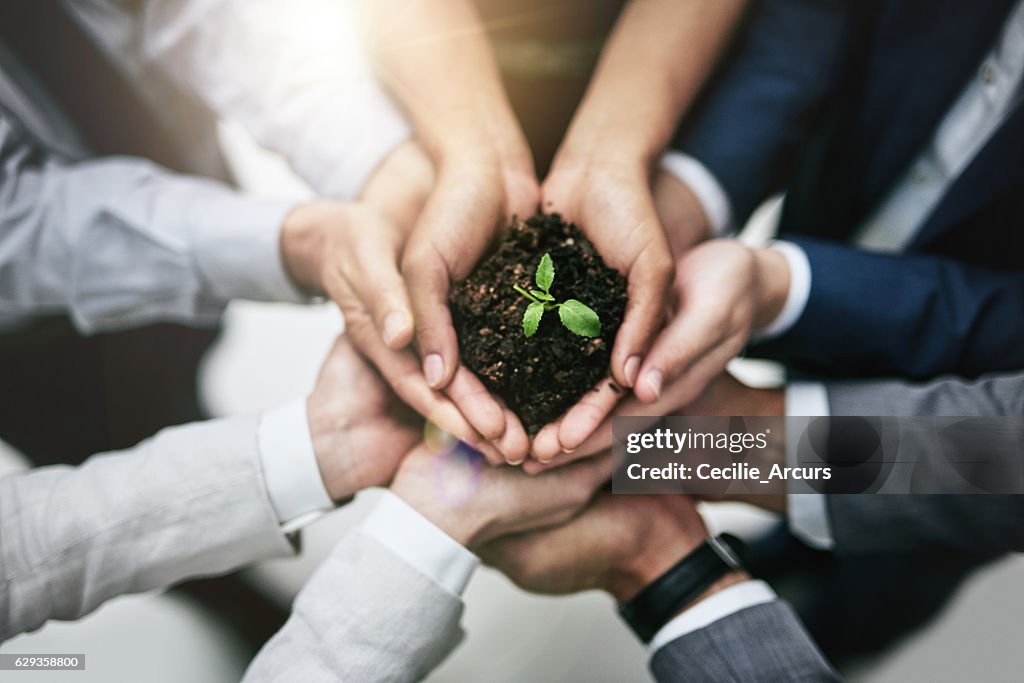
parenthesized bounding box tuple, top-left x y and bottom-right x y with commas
(650, 601, 840, 682)
(0, 106, 303, 333)
(244, 529, 464, 683)
(0, 415, 294, 641)
(823, 371, 1024, 556)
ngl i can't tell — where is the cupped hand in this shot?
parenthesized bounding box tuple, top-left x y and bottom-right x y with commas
(633, 239, 790, 406)
(525, 367, 785, 475)
(306, 336, 421, 501)
(389, 439, 611, 550)
(531, 158, 675, 461)
(281, 140, 433, 351)
(280, 144, 529, 464)
(400, 150, 540, 463)
(479, 492, 710, 602)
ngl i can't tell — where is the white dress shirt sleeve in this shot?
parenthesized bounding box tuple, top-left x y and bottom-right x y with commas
(0, 108, 309, 332)
(257, 399, 335, 534)
(785, 382, 835, 550)
(244, 493, 471, 682)
(1, 413, 295, 640)
(648, 580, 778, 654)
(753, 240, 813, 340)
(660, 150, 734, 237)
(359, 492, 480, 596)
(74, 0, 411, 200)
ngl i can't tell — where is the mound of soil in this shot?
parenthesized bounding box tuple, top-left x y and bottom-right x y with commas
(450, 213, 628, 434)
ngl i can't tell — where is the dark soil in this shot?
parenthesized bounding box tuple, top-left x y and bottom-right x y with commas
(450, 213, 628, 434)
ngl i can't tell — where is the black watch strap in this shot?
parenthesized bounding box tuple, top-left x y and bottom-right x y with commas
(618, 533, 745, 643)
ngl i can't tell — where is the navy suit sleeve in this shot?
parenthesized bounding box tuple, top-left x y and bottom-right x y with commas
(752, 237, 1024, 379)
(676, 0, 851, 225)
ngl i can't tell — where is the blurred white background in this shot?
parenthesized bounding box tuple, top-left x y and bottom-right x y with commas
(2, 121, 1022, 683)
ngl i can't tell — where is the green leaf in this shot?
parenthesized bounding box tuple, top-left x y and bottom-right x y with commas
(558, 299, 601, 337)
(523, 301, 545, 337)
(535, 253, 554, 292)
(530, 289, 555, 302)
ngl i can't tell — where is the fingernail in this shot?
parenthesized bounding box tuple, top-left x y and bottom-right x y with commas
(645, 369, 664, 399)
(382, 311, 408, 346)
(624, 355, 641, 387)
(562, 447, 576, 454)
(507, 456, 526, 466)
(424, 354, 445, 388)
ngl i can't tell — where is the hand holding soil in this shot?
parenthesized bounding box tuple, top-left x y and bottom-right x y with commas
(450, 214, 628, 436)
(400, 156, 539, 464)
(532, 160, 675, 460)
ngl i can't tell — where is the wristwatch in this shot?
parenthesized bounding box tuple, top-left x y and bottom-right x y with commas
(618, 534, 745, 643)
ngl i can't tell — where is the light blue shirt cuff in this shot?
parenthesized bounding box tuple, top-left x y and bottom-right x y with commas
(191, 195, 310, 306)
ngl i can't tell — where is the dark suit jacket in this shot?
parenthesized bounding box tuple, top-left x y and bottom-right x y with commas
(678, 0, 1024, 380)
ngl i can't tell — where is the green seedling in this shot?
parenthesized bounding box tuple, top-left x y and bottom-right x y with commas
(514, 253, 602, 338)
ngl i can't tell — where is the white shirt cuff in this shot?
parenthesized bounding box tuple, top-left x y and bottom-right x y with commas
(754, 240, 812, 340)
(359, 491, 480, 597)
(648, 580, 778, 653)
(190, 195, 311, 306)
(257, 399, 335, 534)
(784, 382, 835, 550)
(659, 151, 734, 237)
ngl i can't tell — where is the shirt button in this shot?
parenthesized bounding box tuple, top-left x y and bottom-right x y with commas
(912, 168, 930, 184)
(981, 63, 997, 85)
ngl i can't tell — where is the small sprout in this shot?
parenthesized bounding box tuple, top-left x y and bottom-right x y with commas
(514, 253, 602, 338)
(523, 301, 544, 337)
(536, 253, 555, 291)
(558, 299, 602, 337)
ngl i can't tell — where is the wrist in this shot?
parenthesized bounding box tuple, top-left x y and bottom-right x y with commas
(607, 536, 703, 603)
(437, 133, 533, 182)
(666, 570, 752, 620)
(395, 496, 480, 548)
(553, 134, 652, 179)
(752, 247, 792, 330)
(306, 395, 355, 502)
(653, 171, 713, 255)
(748, 386, 786, 417)
(390, 477, 481, 548)
(691, 569, 751, 605)
(280, 202, 334, 295)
